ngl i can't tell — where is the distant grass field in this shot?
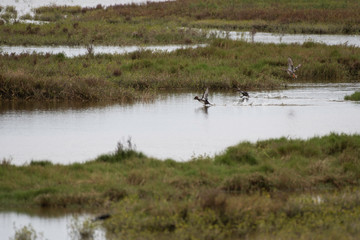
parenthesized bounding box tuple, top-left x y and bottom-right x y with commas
(1, 0, 360, 46)
(1, 39, 360, 101)
(1, 133, 360, 239)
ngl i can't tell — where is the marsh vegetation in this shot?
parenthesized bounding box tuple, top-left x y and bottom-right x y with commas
(1, 39, 360, 101)
(1, 134, 360, 239)
(1, 1, 360, 239)
(345, 91, 360, 101)
(1, 0, 360, 46)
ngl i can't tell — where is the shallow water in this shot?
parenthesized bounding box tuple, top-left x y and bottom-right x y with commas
(209, 30, 360, 47)
(0, 211, 105, 240)
(1, 31, 359, 57)
(0, 44, 207, 57)
(1, 83, 359, 165)
(2, 0, 170, 16)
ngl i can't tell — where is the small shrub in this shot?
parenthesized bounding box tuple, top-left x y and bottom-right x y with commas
(20, 13, 32, 20)
(1, 157, 13, 166)
(344, 92, 360, 101)
(5, 6, 17, 14)
(198, 188, 227, 212)
(69, 163, 84, 170)
(29, 160, 52, 167)
(53, 53, 66, 62)
(68, 215, 96, 240)
(103, 188, 127, 201)
(35, 193, 97, 208)
(126, 170, 146, 186)
(302, 41, 317, 48)
(113, 68, 122, 76)
(222, 173, 272, 193)
(114, 138, 143, 160)
(11, 224, 40, 240)
(96, 138, 144, 163)
(323, 133, 355, 155)
(214, 143, 258, 165)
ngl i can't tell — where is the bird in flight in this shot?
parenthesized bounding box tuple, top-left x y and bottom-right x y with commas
(194, 88, 212, 106)
(237, 88, 250, 99)
(286, 57, 301, 79)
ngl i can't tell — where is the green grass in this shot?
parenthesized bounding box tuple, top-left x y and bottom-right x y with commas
(2, 0, 360, 46)
(1, 133, 360, 238)
(2, 133, 359, 208)
(0, 18, 209, 46)
(1, 39, 360, 101)
(345, 91, 360, 101)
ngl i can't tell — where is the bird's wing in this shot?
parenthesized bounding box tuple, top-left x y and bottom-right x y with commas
(288, 58, 294, 71)
(294, 64, 302, 71)
(203, 88, 209, 100)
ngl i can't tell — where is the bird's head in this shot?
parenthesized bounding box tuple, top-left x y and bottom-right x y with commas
(194, 96, 199, 100)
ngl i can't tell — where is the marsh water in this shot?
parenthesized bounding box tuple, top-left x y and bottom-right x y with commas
(209, 30, 360, 47)
(0, 211, 106, 240)
(1, 31, 360, 57)
(0, 44, 207, 57)
(2, 0, 170, 16)
(2, 83, 360, 239)
(2, 2, 360, 239)
(1, 83, 359, 165)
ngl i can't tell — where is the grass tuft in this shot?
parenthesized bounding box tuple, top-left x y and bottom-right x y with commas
(96, 138, 145, 163)
(214, 142, 258, 165)
(345, 91, 360, 101)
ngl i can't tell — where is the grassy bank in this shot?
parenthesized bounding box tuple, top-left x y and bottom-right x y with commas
(0, 18, 209, 46)
(1, 133, 360, 239)
(1, 39, 360, 101)
(2, 0, 360, 46)
(345, 91, 360, 101)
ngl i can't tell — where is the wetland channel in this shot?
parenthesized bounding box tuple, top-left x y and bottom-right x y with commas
(1, 83, 359, 165)
(2, 1, 360, 239)
(1, 31, 360, 57)
(1, 83, 360, 239)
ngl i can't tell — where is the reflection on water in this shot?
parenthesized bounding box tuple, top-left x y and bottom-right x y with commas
(0, 44, 207, 57)
(195, 106, 210, 116)
(0, 101, 116, 114)
(209, 30, 360, 47)
(0, 210, 105, 240)
(1, 83, 359, 165)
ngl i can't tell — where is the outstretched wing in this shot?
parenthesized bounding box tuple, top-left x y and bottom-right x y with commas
(294, 64, 302, 72)
(288, 58, 294, 71)
(202, 88, 209, 100)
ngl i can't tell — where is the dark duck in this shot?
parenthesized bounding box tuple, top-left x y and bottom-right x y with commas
(237, 88, 249, 101)
(194, 88, 212, 106)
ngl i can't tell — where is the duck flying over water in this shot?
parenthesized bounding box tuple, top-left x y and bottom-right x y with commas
(236, 88, 250, 101)
(287, 57, 301, 79)
(237, 88, 249, 98)
(194, 88, 212, 106)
